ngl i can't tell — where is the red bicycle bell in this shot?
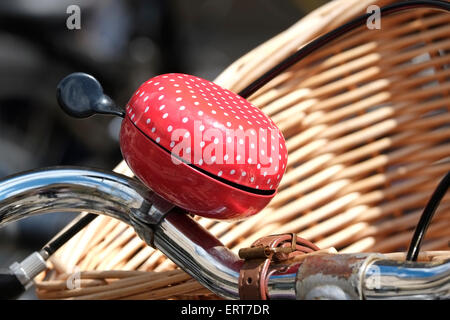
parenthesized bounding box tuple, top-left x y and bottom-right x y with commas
(57, 72, 287, 219)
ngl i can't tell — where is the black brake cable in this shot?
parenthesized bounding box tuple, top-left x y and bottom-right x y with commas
(40, 212, 97, 258)
(406, 171, 450, 261)
(238, 0, 450, 99)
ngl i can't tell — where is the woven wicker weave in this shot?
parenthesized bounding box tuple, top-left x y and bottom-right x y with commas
(35, 0, 450, 299)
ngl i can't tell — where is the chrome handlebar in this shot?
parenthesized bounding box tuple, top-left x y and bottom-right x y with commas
(0, 167, 448, 300)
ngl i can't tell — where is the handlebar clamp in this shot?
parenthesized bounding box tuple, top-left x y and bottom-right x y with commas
(238, 233, 319, 300)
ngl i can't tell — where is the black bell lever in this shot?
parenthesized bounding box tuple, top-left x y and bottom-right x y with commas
(57, 72, 125, 118)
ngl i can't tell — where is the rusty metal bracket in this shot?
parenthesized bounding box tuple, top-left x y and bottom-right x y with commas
(238, 233, 319, 300)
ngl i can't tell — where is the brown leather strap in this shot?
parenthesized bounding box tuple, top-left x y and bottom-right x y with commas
(238, 233, 319, 300)
(239, 258, 270, 300)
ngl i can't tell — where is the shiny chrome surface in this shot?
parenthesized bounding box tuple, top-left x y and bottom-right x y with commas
(266, 265, 299, 299)
(153, 211, 243, 300)
(153, 210, 301, 300)
(363, 259, 450, 300)
(0, 167, 153, 227)
(1, 167, 448, 300)
(0, 166, 298, 300)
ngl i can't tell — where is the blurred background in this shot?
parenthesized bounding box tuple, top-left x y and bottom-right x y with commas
(0, 0, 329, 298)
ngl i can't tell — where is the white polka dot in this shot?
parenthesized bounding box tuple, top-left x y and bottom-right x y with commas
(199, 125, 205, 132)
(263, 172, 267, 177)
(214, 138, 219, 144)
(239, 125, 243, 130)
(186, 147, 191, 154)
(159, 105, 165, 110)
(250, 177, 254, 182)
(211, 110, 217, 114)
(224, 154, 229, 161)
(261, 150, 265, 155)
(248, 158, 252, 164)
(146, 118, 151, 124)
(198, 159, 203, 165)
(269, 185, 273, 189)
(152, 127, 156, 133)
(158, 95, 164, 100)
(170, 141, 175, 147)
(163, 113, 168, 119)
(200, 141, 205, 147)
(182, 117, 188, 123)
(230, 169, 235, 175)
(179, 106, 186, 110)
(257, 164, 261, 169)
(194, 102, 199, 106)
(267, 179, 271, 184)
(239, 139, 244, 145)
(184, 132, 190, 138)
(158, 87, 164, 91)
(242, 171, 247, 177)
(145, 106, 149, 112)
(218, 171, 223, 177)
(198, 111, 204, 116)
(250, 143, 255, 149)
(176, 97, 182, 102)
(167, 125, 173, 132)
(156, 137, 161, 143)
(236, 155, 241, 161)
(227, 137, 232, 143)
(211, 156, 216, 163)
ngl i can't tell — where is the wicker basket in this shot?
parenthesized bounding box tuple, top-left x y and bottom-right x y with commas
(35, 0, 450, 299)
